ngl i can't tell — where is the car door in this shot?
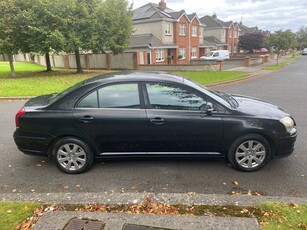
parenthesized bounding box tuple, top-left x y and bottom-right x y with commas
(144, 82, 224, 154)
(73, 82, 148, 154)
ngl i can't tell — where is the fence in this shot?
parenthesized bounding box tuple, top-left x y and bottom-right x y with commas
(12, 52, 138, 70)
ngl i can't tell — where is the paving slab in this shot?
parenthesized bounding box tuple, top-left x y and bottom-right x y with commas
(33, 211, 260, 230)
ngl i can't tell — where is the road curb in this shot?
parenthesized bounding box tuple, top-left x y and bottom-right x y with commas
(2, 192, 307, 206)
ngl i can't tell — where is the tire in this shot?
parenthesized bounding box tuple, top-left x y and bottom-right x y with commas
(53, 137, 94, 174)
(227, 134, 271, 172)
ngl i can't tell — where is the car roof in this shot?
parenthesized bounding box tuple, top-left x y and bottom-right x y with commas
(84, 71, 185, 85)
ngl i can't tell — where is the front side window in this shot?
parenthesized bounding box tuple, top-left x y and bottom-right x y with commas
(155, 49, 164, 62)
(76, 83, 140, 109)
(179, 24, 186, 36)
(146, 83, 206, 111)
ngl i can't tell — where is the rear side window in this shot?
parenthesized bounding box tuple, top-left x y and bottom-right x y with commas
(76, 83, 140, 109)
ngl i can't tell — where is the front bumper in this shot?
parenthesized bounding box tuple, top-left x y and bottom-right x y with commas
(273, 128, 297, 158)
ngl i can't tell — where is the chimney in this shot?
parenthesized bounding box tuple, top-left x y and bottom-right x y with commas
(212, 13, 217, 19)
(159, 0, 167, 10)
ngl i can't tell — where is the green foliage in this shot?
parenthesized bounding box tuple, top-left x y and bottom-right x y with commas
(296, 26, 307, 48)
(265, 30, 298, 53)
(0, 201, 40, 229)
(239, 31, 265, 53)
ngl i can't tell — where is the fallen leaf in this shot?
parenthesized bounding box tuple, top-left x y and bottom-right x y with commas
(12, 189, 17, 193)
(296, 210, 301, 213)
(8, 165, 12, 168)
(7, 210, 12, 214)
(75, 184, 81, 188)
(3, 184, 10, 189)
(63, 185, 69, 189)
(31, 189, 35, 192)
(233, 181, 239, 186)
(223, 182, 227, 185)
(36, 164, 42, 167)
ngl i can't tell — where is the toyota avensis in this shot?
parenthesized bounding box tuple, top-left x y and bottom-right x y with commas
(13, 72, 297, 174)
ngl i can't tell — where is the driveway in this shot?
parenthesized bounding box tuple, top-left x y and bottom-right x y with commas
(0, 57, 306, 198)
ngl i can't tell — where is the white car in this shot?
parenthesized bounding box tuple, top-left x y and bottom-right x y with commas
(302, 48, 307, 55)
(200, 50, 230, 60)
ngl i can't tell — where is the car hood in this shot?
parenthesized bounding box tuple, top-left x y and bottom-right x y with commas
(233, 95, 289, 119)
(24, 93, 55, 107)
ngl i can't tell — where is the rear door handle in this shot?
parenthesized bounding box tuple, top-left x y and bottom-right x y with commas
(79, 116, 94, 123)
(150, 117, 165, 125)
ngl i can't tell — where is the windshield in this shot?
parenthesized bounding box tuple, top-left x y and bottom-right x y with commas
(48, 80, 85, 104)
(183, 78, 238, 109)
(205, 52, 214, 57)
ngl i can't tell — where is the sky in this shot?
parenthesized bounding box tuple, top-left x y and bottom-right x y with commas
(130, 0, 307, 32)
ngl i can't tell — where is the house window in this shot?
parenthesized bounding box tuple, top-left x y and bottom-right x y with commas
(221, 30, 225, 38)
(155, 49, 164, 62)
(191, 47, 197, 58)
(179, 24, 186, 36)
(165, 23, 171, 35)
(179, 48, 186, 59)
(191, 26, 197, 37)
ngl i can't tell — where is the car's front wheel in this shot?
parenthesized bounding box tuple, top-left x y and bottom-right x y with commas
(53, 137, 94, 174)
(228, 134, 271, 172)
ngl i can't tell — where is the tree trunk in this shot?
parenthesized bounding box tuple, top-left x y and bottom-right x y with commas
(45, 51, 52, 72)
(75, 49, 83, 73)
(8, 54, 16, 77)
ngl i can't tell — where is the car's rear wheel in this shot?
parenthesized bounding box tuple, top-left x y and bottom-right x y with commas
(53, 137, 94, 174)
(228, 134, 271, 172)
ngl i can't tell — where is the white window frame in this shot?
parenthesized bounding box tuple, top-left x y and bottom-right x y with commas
(191, 47, 197, 59)
(155, 49, 164, 62)
(179, 24, 186, 36)
(165, 23, 171, 35)
(191, 26, 197, 37)
(179, 48, 186, 59)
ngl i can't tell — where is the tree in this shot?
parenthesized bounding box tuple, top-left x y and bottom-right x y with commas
(60, 0, 98, 73)
(238, 31, 265, 53)
(265, 30, 298, 64)
(0, 0, 21, 77)
(16, 0, 66, 72)
(93, 0, 133, 55)
(296, 26, 307, 49)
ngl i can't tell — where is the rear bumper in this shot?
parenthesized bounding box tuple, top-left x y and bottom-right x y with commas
(13, 130, 52, 157)
(273, 129, 297, 158)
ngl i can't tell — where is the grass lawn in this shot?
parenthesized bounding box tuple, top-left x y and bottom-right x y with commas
(0, 201, 40, 229)
(0, 62, 110, 97)
(177, 71, 249, 85)
(262, 54, 301, 71)
(1, 62, 249, 97)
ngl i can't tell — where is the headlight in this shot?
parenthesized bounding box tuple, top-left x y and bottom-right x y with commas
(279, 116, 294, 133)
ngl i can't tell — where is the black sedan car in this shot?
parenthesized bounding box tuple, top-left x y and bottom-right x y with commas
(14, 72, 297, 174)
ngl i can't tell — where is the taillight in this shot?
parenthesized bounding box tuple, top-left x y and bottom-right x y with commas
(15, 107, 25, 128)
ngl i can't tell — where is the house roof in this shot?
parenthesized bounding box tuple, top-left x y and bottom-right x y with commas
(199, 14, 232, 29)
(204, 36, 228, 46)
(130, 33, 177, 49)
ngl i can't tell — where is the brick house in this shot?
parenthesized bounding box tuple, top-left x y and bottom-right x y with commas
(199, 13, 240, 56)
(131, 0, 205, 65)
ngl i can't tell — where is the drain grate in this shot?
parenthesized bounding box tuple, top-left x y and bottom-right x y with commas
(63, 218, 105, 230)
(122, 224, 174, 230)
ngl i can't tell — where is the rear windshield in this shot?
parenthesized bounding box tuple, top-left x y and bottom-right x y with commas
(48, 81, 85, 104)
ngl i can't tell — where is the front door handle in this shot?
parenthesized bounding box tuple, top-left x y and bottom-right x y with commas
(150, 117, 165, 125)
(79, 116, 94, 123)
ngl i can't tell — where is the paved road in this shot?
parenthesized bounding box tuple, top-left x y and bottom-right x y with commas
(0, 57, 306, 198)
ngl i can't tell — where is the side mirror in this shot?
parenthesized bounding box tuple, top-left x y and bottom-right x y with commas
(200, 102, 214, 113)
